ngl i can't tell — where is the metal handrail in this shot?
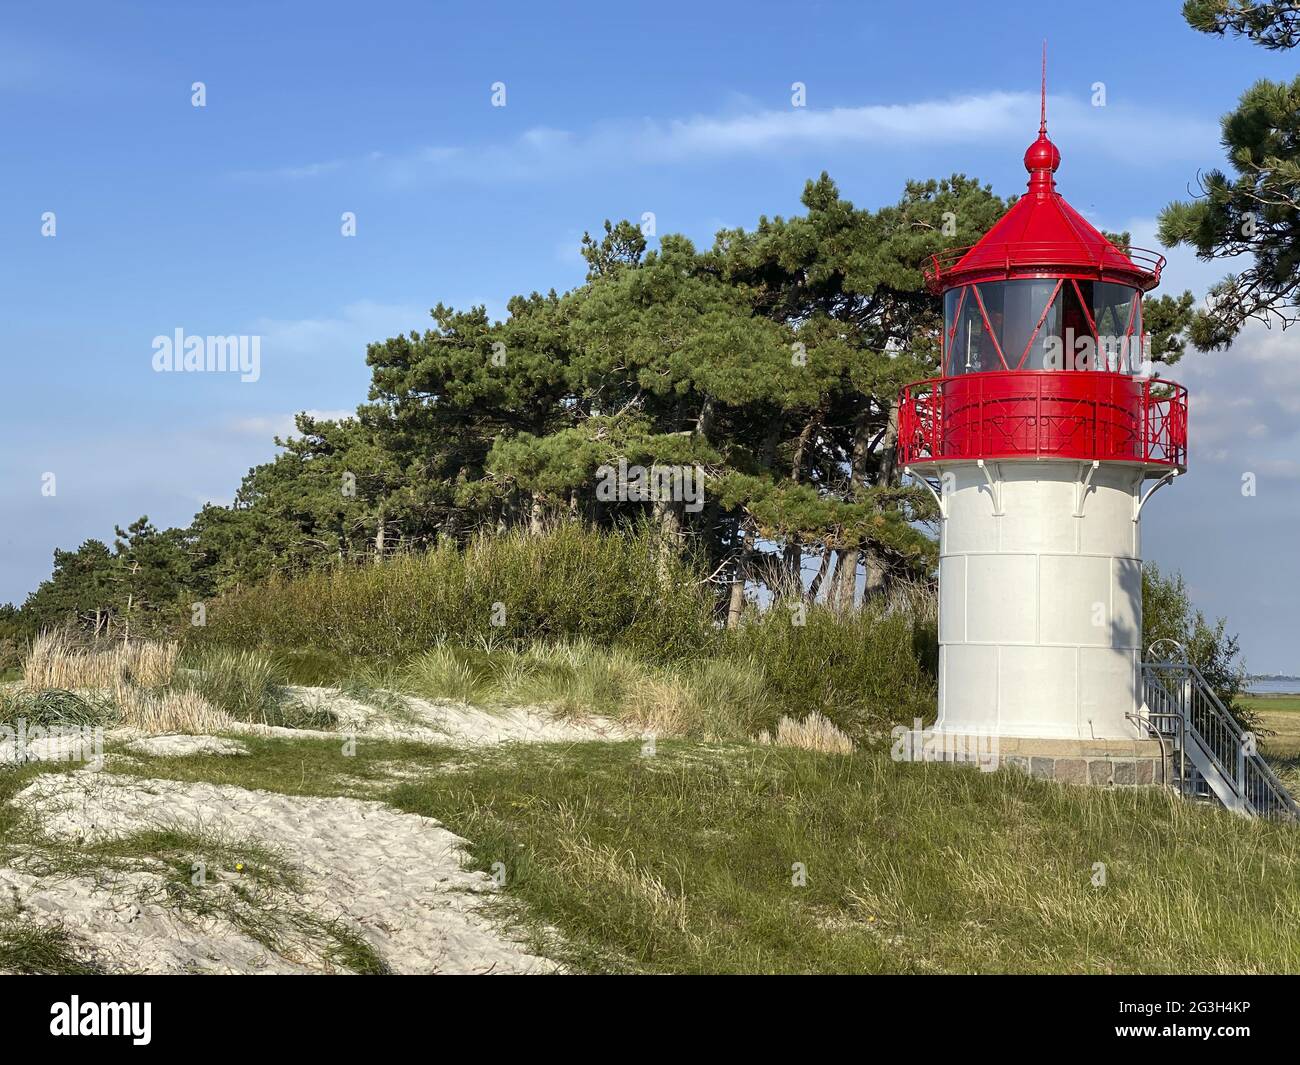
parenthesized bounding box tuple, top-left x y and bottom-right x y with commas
(1128, 709, 1183, 798)
(1142, 641, 1299, 822)
(897, 372, 1188, 468)
(925, 242, 1166, 291)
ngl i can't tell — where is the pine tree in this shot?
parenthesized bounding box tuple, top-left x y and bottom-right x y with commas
(1158, 3, 1300, 347)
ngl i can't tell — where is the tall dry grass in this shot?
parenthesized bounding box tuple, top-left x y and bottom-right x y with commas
(24, 631, 179, 693)
(757, 711, 854, 755)
(112, 687, 229, 733)
(18, 631, 229, 733)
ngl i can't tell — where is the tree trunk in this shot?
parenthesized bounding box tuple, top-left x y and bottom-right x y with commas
(861, 549, 887, 607)
(790, 400, 828, 480)
(806, 543, 833, 605)
(842, 397, 902, 608)
(726, 523, 754, 629)
(653, 497, 684, 583)
(373, 505, 386, 564)
(782, 541, 803, 602)
(826, 547, 858, 614)
(878, 397, 901, 488)
(696, 395, 715, 440)
(502, 486, 521, 533)
(529, 493, 545, 535)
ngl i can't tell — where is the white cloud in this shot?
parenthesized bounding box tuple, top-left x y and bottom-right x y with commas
(229, 409, 355, 441)
(239, 91, 1220, 187)
(1179, 320, 1300, 465)
(253, 300, 426, 359)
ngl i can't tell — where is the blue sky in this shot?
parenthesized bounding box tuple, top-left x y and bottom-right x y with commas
(2, 1, 1298, 669)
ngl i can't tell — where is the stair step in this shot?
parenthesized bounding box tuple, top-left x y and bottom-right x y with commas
(1142, 656, 1300, 824)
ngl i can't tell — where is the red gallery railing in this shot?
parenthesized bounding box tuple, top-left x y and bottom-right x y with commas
(923, 242, 1166, 292)
(897, 371, 1188, 469)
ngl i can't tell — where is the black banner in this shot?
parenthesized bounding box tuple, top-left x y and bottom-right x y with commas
(1, 974, 1294, 1051)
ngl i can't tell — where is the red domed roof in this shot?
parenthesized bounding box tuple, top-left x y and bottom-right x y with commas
(925, 126, 1164, 293)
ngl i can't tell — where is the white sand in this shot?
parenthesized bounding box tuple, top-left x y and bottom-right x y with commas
(125, 735, 249, 757)
(6, 769, 557, 975)
(233, 686, 632, 747)
(0, 688, 628, 974)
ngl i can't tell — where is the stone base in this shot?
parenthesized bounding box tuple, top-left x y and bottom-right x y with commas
(894, 730, 1169, 786)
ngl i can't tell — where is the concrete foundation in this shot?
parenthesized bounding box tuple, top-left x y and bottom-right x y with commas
(894, 730, 1169, 786)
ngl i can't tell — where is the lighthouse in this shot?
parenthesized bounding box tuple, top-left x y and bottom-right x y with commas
(897, 91, 1188, 748)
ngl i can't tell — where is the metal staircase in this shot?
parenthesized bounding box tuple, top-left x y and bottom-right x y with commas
(1138, 640, 1299, 822)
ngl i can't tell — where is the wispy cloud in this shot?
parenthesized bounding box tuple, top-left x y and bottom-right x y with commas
(236, 90, 1220, 187)
(229, 409, 355, 441)
(252, 300, 427, 359)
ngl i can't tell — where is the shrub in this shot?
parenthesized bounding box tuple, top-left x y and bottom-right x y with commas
(194, 525, 716, 663)
(1143, 563, 1252, 730)
(719, 606, 935, 743)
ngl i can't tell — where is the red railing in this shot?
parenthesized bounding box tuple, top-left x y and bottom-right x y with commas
(897, 372, 1187, 468)
(923, 242, 1166, 292)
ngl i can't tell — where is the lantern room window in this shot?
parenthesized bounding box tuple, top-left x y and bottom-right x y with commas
(944, 278, 1143, 376)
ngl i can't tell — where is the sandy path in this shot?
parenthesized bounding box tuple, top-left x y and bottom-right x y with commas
(236, 686, 632, 747)
(0, 690, 628, 973)
(5, 769, 556, 975)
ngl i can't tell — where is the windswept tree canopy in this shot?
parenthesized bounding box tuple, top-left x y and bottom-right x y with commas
(1159, 2, 1300, 347)
(16, 167, 1195, 632)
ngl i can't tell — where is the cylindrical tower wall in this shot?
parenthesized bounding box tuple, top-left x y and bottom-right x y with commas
(935, 460, 1145, 740)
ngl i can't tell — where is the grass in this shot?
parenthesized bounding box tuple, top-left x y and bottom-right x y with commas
(217, 612, 933, 748)
(1242, 694, 1300, 719)
(0, 918, 104, 975)
(179, 646, 337, 729)
(18, 608, 937, 748)
(0, 758, 104, 974)
(103, 733, 457, 798)
(1244, 695, 1300, 794)
(391, 621, 931, 744)
(383, 741, 1300, 974)
(0, 687, 116, 728)
(62, 732, 1300, 974)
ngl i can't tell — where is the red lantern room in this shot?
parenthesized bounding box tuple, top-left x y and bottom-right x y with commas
(898, 97, 1188, 471)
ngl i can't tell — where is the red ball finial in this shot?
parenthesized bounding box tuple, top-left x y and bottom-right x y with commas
(1024, 132, 1061, 174)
